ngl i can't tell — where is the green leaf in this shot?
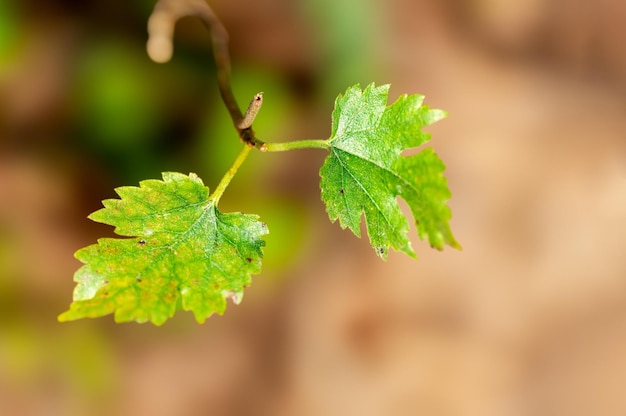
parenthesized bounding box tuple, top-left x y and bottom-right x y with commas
(59, 172, 268, 325)
(320, 83, 460, 259)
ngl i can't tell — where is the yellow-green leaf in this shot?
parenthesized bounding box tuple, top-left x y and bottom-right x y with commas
(59, 172, 267, 325)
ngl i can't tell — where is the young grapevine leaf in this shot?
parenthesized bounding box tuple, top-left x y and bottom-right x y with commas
(320, 83, 460, 259)
(58, 172, 267, 325)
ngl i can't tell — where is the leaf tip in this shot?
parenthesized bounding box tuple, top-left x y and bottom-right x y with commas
(57, 311, 71, 322)
(86, 207, 107, 223)
(374, 245, 388, 260)
(448, 237, 462, 251)
(428, 108, 448, 124)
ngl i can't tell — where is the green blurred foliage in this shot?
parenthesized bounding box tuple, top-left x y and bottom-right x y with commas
(73, 40, 163, 164)
(1, 321, 114, 392)
(0, 1, 20, 69)
(71, 37, 217, 182)
(300, 0, 384, 98)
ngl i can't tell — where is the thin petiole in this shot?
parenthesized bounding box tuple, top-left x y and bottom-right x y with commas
(259, 139, 330, 152)
(209, 144, 253, 205)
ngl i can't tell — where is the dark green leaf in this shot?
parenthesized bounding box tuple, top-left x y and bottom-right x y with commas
(320, 83, 460, 259)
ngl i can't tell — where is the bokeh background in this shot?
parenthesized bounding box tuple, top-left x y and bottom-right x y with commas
(2, 0, 626, 415)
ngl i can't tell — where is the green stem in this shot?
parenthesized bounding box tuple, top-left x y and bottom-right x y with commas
(209, 138, 329, 205)
(259, 139, 330, 152)
(210, 144, 253, 205)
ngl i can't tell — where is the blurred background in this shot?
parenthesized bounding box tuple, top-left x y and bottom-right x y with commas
(1, 0, 626, 414)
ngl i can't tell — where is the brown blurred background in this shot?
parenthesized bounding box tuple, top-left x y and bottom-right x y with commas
(1, 0, 626, 415)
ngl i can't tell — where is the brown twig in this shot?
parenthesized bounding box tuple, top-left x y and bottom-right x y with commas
(238, 93, 263, 129)
(147, 0, 263, 146)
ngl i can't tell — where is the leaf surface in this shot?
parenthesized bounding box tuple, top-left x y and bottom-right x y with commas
(320, 83, 460, 259)
(59, 172, 267, 325)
